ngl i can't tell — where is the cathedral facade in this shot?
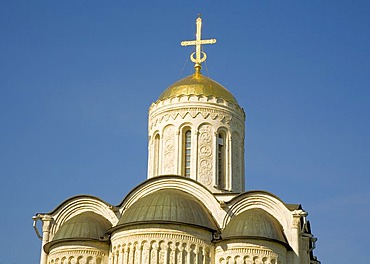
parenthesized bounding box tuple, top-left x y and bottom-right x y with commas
(33, 17, 320, 264)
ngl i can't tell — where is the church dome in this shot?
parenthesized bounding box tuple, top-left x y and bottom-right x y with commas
(52, 212, 111, 241)
(158, 71, 238, 104)
(44, 212, 111, 253)
(223, 208, 287, 245)
(118, 189, 217, 231)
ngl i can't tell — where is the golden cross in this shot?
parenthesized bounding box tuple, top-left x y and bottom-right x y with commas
(181, 16, 217, 69)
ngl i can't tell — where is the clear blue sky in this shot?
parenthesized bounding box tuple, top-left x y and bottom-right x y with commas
(1, 1, 369, 263)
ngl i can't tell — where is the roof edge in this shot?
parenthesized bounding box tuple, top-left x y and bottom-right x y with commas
(36, 194, 114, 216)
(108, 220, 217, 234)
(44, 237, 109, 253)
(218, 236, 292, 250)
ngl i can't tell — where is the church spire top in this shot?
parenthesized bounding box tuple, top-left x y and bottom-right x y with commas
(181, 15, 217, 72)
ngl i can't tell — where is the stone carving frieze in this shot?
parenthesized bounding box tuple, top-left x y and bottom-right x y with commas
(198, 124, 214, 187)
(163, 125, 175, 174)
(216, 247, 283, 264)
(48, 249, 107, 264)
(111, 232, 213, 264)
(149, 107, 244, 130)
(232, 132, 242, 192)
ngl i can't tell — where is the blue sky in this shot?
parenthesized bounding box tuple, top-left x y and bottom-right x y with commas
(1, 1, 369, 263)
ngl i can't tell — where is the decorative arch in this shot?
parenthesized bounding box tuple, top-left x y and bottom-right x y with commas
(118, 175, 226, 227)
(216, 126, 230, 190)
(152, 131, 161, 177)
(222, 191, 294, 246)
(179, 123, 193, 177)
(47, 195, 118, 239)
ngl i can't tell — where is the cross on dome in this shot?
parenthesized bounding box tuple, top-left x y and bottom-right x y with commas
(181, 15, 217, 71)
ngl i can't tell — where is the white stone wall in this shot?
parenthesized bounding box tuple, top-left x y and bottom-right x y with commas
(38, 178, 314, 264)
(110, 225, 214, 264)
(148, 95, 245, 193)
(215, 240, 287, 264)
(47, 243, 109, 264)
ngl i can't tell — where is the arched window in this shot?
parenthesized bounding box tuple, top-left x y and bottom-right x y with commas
(154, 134, 160, 176)
(217, 132, 226, 189)
(183, 129, 192, 177)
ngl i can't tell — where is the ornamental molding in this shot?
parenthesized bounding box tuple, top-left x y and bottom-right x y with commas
(49, 248, 107, 257)
(150, 94, 244, 113)
(216, 254, 280, 264)
(216, 248, 277, 256)
(48, 246, 108, 264)
(149, 106, 244, 131)
(112, 230, 212, 250)
(215, 240, 286, 254)
(215, 242, 286, 264)
(111, 229, 213, 264)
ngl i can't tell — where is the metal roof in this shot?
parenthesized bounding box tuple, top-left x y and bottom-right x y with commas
(53, 212, 111, 241)
(223, 208, 288, 245)
(158, 72, 238, 104)
(118, 189, 217, 231)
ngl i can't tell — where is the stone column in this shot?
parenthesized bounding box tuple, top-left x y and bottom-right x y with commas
(292, 210, 307, 264)
(213, 131, 218, 187)
(176, 129, 181, 175)
(134, 244, 141, 264)
(192, 129, 199, 180)
(227, 134, 232, 191)
(40, 215, 53, 264)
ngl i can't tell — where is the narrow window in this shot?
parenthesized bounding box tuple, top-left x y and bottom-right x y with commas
(217, 133, 226, 189)
(154, 134, 160, 176)
(183, 130, 192, 176)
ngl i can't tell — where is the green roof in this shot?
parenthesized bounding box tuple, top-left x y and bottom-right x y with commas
(53, 212, 111, 241)
(223, 208, 287, 245)
(118, 189, 217, 231)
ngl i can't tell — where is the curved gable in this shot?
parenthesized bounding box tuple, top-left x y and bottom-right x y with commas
(118, 175, 225, 226)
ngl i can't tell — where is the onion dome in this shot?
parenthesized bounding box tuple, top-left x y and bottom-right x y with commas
(44, 212, 111, 253)
(223, 209, 287, 245)
(158, 70, 238, 104)
(118, 189, 217, 231)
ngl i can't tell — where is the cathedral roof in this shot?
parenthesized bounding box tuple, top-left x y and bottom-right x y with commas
(158, 71, 238, 104)
(223, 208, 288, 245)
(52, 212, 111, 241)
(117, 189, 217, 231)
(44, 212, 111, 252)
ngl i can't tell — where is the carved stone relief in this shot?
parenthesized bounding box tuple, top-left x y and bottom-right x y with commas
(111, 233, 213, 264)
(163, 125, 175, 174)
(215, 242, 286, 264)
(48, 248, 107, 264)
(232, 132, 242, 192)
(198, 124, 214, 187)
(217, 251, 280, 264)
(149, 106, 243, 130)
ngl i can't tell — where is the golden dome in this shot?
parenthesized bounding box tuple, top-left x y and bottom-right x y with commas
(158, 71, 238, 104)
